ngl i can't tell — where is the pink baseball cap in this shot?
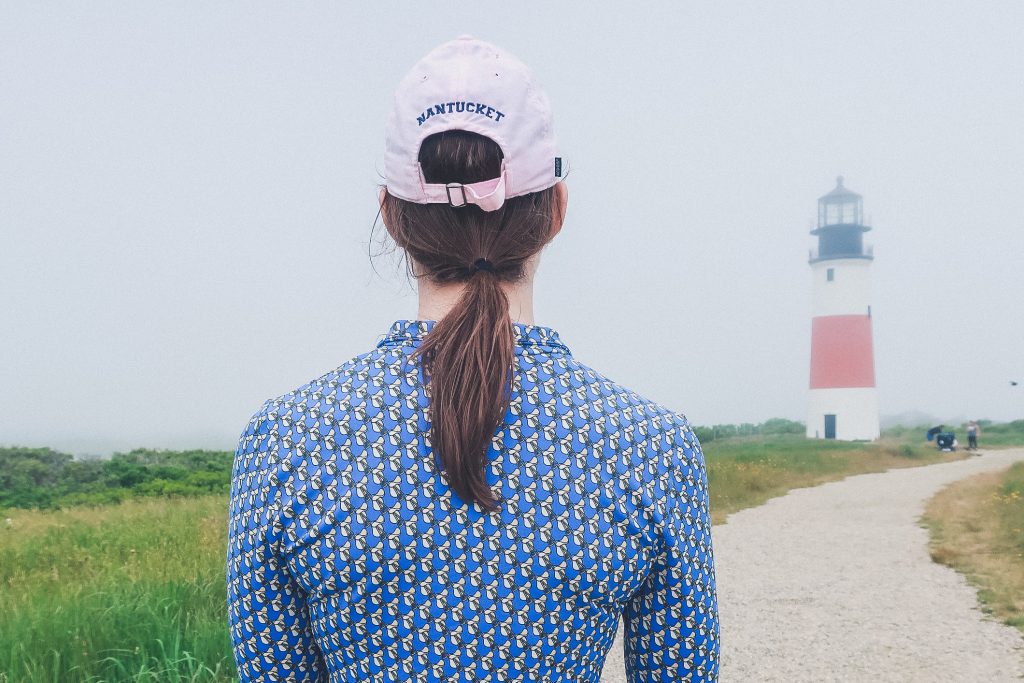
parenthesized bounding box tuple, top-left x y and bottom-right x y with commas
(383, 35, 562, 212)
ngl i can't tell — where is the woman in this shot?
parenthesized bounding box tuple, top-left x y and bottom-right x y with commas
(967, 420, 980, 451)
(227, 35, 719, 682)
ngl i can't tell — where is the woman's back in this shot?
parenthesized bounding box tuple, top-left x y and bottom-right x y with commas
(227, 319, 719, 682)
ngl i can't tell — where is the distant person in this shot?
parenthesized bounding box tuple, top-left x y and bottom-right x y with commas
(225, 36, 720, 682)
(967, 420, 981, 451)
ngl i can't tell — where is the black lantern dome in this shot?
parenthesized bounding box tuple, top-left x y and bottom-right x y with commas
(810, 176, 872, 263)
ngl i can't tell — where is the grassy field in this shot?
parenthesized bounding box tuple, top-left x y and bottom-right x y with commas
(971, 420, 1024, 448)
(883, 419, 1024, 449)
(0, 497, 231, 683)
(922, 460, 1024, 634)
(0, 431, 993, 682)
(703, 435, 963, 524)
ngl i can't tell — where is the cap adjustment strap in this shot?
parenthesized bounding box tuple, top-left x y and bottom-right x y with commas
(419, 166, 509, 212)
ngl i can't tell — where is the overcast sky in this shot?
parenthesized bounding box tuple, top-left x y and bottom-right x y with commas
(2, 2, 1022, 455)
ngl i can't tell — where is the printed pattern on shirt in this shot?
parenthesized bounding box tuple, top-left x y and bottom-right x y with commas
(227, 319, 720, 682)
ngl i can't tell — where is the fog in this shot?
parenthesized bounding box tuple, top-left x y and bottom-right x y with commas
(2, 2, 1022, 454)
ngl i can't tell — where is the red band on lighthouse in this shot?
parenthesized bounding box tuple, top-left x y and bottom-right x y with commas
(810, 314, 876, 389)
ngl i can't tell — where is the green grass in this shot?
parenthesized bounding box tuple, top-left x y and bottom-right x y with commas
(0, 497, 234, 682)
(923, 461, 1024, 633)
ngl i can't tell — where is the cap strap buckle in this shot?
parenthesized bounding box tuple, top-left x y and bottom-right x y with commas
(445, 183, 468, 208)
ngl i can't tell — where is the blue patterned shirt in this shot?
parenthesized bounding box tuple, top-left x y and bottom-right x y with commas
(227, 319, 719, 682)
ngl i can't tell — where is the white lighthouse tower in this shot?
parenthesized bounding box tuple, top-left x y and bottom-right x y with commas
(806, 177, 880, 441)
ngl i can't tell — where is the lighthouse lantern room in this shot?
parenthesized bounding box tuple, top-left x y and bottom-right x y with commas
(807, 177, 880, 441)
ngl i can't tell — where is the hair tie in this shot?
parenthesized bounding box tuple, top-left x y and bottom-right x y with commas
(472, 258, 496, 273)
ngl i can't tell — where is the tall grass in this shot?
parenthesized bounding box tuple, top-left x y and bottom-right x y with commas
(0, 497, 234, 682)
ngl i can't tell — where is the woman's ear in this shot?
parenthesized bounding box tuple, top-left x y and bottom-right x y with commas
(550, 181, 568, 239)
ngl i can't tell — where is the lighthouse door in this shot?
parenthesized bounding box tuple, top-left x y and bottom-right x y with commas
(824, 414, 837, 439)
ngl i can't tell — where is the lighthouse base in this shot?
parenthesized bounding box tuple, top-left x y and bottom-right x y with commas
(807, 387, 880, 441)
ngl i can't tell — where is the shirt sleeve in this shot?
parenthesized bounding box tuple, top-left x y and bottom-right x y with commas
(622, 417, 720, 681)
(226, 402, 325, 682)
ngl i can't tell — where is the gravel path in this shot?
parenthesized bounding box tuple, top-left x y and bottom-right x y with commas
(600, 448, 1024, 682)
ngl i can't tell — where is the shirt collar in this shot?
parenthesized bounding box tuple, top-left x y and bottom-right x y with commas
(377, 319, 571, 354)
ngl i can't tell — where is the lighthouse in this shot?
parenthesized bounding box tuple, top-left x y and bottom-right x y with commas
(806, 177, 880, 441)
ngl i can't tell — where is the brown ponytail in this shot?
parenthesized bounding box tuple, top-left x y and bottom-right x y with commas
(380, 131, 563, 513)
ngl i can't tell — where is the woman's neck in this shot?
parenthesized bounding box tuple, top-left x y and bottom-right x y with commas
(416, 276, 536, 325)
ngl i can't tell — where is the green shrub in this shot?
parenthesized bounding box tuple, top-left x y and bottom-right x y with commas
(0, 447, 234, 511)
